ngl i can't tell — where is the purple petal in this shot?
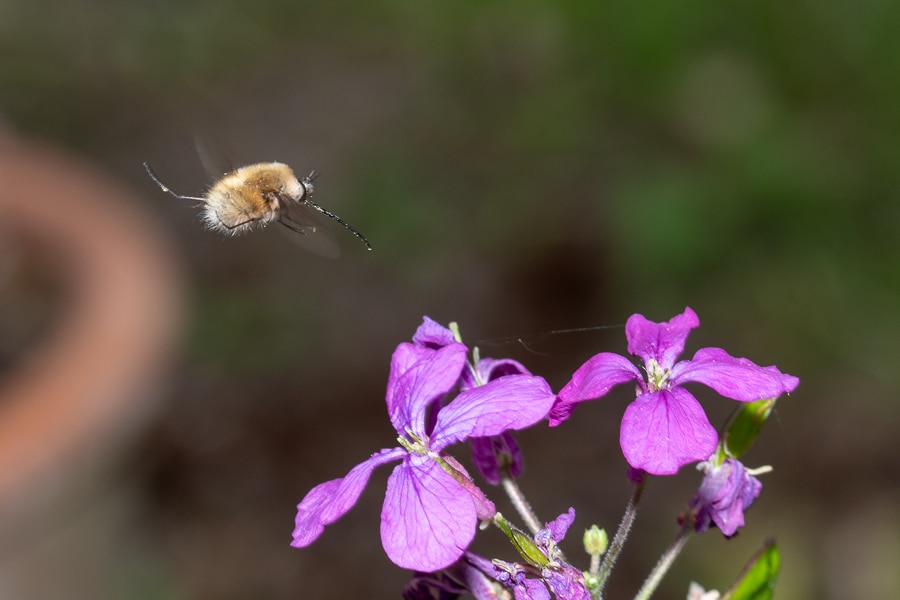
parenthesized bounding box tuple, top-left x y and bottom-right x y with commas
(620, 388, 717, 475)
(462, 552, 499, 575)
(547, 398, 580, 427)
(431, 375, 555, 450)
(470, 437, 501, 486)
(412, 316, 458, 349)
(292, 447, 405, 547)
(381, 454, 477, 571)
(544, 567, 590, 600)
(545, 507, 576, 543)
(518, 578, 552, 600)
(558, 352, 644, 402)
(459, 555, 506, 600)
(467, 357, 532, 389)
(480, 357, 532, 379)
(671, 347, 800, 401)
(386, 342, 468, 434)
(626, 307, 699, 369)
(712, 466, 762, 536)
(462, 356, 532, 392)
(548, 353, 642, 426)
(403, 570, 469, 600)
(388, 342, 428, 384)
(386, 342, 442, 425)
(470, 432, 523, 485)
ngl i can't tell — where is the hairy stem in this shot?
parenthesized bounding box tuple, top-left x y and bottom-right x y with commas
(501, 475, 542, 534)
(596, 473, 647, 598)
(633, 519, 694, 600)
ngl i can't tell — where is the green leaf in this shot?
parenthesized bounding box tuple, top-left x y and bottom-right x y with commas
(723, 538, 780, 600)
(721, 398, 777, 461)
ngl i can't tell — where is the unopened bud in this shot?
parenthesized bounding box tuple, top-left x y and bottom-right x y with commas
(583, 525, 608, 556)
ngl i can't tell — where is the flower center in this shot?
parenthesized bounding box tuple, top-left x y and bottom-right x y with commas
(397, 428, 430, 456)
(644, 358, 671, 392)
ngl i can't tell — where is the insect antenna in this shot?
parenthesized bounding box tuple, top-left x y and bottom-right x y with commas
(300, 171, 372, 251)
(143, 162, 207, 202)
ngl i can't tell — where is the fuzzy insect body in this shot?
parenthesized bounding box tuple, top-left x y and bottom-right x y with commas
(143, 161, 371, 256)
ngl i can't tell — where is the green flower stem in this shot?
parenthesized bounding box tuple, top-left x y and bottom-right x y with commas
(589, 549, 601, 580)
(595, 474, 647, 598)
(633, 518, 694, 600)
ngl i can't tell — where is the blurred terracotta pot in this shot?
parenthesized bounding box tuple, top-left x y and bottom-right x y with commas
(0, 136, 184, 530)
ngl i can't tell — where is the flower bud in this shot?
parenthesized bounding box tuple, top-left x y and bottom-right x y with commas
(583, 525, 608, 556)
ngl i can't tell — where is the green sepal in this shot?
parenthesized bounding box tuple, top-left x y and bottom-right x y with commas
(719, 398, 777, 462)
(722, 538, 780, 600)
(494, 514, 550, 568)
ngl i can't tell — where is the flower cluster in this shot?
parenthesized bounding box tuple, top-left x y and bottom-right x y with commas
(292, 317, 556, 571)
(461, 509, 591, 600)
(291, 308, 798, 597)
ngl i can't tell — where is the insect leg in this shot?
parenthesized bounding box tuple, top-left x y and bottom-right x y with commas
(143, 162, 207, 202)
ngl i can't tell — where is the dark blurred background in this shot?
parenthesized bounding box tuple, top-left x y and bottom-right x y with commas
(1, 1, 898, 598)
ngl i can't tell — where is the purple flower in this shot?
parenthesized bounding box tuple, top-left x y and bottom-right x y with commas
(470, 509, 589, 600)
(550, 307, 799, 475)
(292, 318, 557, 572)
(687, 458, 762, 537)
(532, 511, 590, 600)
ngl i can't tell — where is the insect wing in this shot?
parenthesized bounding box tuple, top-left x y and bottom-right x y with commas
(193, 133, 236, 181)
